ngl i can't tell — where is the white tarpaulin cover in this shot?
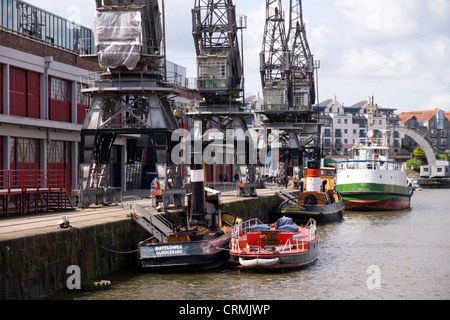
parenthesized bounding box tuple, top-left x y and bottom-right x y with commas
(94, 11, 143, 70)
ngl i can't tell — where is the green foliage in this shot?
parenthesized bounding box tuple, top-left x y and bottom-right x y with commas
(406, 158, 422, 171)
(401, 145, 413, 152)
(413, 147, 427, 163)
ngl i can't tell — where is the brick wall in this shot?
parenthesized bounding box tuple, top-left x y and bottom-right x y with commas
(0, 29, 101, 72)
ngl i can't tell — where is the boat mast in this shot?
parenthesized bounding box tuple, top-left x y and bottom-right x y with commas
(366, 96, 378, 146)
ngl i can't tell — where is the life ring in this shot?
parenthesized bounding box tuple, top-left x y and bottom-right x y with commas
(81, 280, 112, 291)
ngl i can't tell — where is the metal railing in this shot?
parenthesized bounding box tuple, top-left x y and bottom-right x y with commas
(230, 218, 317, 253)
(0, 169, 72, 216)
(0, 169, 71, 193)
(280, 219, 316, 253)
(336, 160, 406, 172)
(231, 218, 263, 239)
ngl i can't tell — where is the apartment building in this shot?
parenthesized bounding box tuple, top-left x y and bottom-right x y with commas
(314, 96, 401, 158)
(398, 109, 450, 155)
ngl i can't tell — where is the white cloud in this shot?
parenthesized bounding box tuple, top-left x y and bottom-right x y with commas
(335, 0, 420, 45)
(427, 0, 450, 25)
(339, 47, 415, 78)
(425, 94, 450, 110)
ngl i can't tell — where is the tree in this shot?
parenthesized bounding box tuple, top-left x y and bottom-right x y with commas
(413, 147, 427, 164)
(406, 158, 422, 171)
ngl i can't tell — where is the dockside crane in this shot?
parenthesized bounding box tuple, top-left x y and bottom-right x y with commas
(287, 0, 316, 111)
(258, 0, 321, 186)
(190, 0, 257, 219)
(260, 0, 289, 102)
(79, 0, 184, 205)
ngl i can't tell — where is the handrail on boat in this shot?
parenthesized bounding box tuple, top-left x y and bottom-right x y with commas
(280, 219, 317, 253)
(230, 218, 317, 253)
(231, 218, 263, 238)
(337, 160, 405, 172)
(230, 218, 263, 253)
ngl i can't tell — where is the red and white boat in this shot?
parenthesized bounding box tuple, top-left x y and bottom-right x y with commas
(228, 216, 318, 270)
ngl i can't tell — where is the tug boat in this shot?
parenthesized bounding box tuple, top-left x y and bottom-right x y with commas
(277, 160, 345, 223)
(228, 216, 318, 270)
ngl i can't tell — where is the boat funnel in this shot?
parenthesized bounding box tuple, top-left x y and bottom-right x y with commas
(306, 160, 321, 192)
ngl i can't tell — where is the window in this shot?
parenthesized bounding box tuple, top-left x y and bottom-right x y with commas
(50, 77, 71, 101)
(198, 58, 227, 88)
(10, 138, 40, 171)
(77, 83, 90, 105)
(263, 88, 286, 111)
(49, 77, 72, 122)
(48, 141, 67, 163)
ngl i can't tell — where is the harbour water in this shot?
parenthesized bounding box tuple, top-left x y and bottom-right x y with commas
(51, 189, 449, 300)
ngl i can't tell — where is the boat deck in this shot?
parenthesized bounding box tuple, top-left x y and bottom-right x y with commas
(230, 219, 317, 256)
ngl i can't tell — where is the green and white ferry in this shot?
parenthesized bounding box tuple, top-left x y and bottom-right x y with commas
(335, 106, 414, 211)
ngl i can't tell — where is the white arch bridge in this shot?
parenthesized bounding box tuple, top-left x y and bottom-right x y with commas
(394, 126, 449, 178)
(394, 126, 436, 166)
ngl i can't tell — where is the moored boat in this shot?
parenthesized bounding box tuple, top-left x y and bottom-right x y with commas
(229, 216, 318, 270)
(138, 223, 234, 272)
(136, 188, 241, 272)
(335, 104, 414, 211)
(277, 160, 345, 223)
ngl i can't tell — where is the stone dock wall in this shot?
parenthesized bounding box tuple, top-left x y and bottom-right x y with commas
(0, 220, 149, 300)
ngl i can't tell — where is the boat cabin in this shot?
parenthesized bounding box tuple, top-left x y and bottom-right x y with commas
(352, 146, 390, 162)
(302, 167, 336, 191)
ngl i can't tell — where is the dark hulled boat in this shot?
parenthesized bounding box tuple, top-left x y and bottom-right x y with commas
(138, 224, 233, 272)
(278, 191, 345, 223)
(136, 188, 241, 272)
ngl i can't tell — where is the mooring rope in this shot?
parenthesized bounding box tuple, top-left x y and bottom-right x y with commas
(68, 225, 142, 254)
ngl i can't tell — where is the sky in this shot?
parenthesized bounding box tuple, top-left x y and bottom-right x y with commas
(25, 0, 450, 113)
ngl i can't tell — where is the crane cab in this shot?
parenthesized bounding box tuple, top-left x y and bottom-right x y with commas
(197, 55, 230, 94)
